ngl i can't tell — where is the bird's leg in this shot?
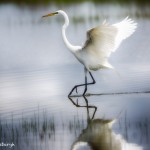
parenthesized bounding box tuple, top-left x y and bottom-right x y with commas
(75, 68, 87, 94)
(89, 72, 96, 85)
(83, 68, 88, 96)
(83, 70, 96, 96)
(68, 68, 96, 97)
(75, 87, 78, 94)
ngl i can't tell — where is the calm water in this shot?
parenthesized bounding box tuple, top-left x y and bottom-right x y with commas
(0, 2, 150, 150)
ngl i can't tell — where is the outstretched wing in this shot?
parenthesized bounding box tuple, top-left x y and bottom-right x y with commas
(82, 17, 137, 59)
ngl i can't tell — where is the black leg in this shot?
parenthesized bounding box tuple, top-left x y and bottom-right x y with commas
(68, 70, 96, 97)
(83, 74, 87, 95)
(83, 72, 96, 96)
(68, 96, 97, 121)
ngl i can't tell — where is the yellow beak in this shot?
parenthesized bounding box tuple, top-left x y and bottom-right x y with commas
(42, 12, 58, 18)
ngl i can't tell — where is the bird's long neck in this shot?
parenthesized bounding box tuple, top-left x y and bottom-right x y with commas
(60, 11, 80, 53)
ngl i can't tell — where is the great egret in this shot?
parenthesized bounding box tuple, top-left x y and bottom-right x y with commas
(69, 97, 142, 150)
(71, 118, 142, 150)
(42, 10, 137, 96)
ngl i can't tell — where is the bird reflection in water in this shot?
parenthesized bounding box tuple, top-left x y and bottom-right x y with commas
(69, 96, 143, 150)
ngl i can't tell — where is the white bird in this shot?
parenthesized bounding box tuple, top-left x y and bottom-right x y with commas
(69, 96, 143, 150)
(42, 10, 137, 96)
(71, 119, 143, 150)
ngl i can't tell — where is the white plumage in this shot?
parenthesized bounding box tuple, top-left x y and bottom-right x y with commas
(71, 119, 143, 150)
(77, 17, 137, 71)
(113, 17, 137, 51)
(42, 10, 137, 96)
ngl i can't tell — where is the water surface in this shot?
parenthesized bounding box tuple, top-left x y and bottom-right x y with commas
(0, 3, 150, 150)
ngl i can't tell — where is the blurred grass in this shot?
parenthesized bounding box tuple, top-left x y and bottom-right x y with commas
(0, 0, 150, 5)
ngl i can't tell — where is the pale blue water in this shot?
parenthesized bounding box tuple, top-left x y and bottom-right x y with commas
(0, 3, 150, 150)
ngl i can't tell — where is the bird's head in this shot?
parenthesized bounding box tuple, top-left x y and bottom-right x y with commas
(42, 11, 59, 18)
(42, 10, 66, 18)
(42, 10, 69, 27)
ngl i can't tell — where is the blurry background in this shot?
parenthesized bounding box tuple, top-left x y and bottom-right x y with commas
(0, 0, 150, 5)
(0, 0, 150, 95)
(0, 0, 150, 72)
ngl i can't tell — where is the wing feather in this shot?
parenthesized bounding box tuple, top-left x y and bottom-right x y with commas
(112, 17, 137, 51)
(82, 17, 137, 59)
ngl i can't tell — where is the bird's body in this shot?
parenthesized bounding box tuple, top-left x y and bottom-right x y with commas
(42, 10, 137, 96)
(69, 96, 142, 150)
(71, 119, 143, 150)
(74, 17, 136, 71)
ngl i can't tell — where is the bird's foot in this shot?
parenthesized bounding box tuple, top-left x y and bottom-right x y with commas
(82, 92, 86, 97)
(82, 87, 87, 96)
